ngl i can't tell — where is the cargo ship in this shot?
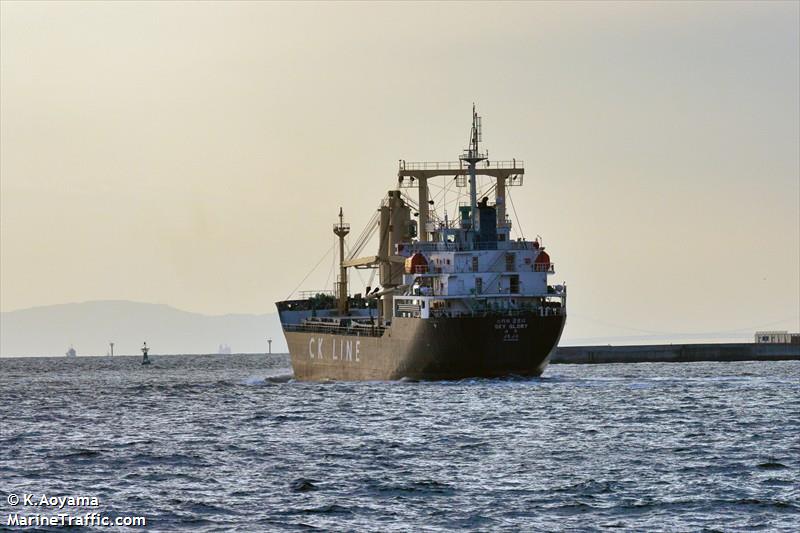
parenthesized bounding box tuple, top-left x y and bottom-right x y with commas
(276, 107, 566, 380)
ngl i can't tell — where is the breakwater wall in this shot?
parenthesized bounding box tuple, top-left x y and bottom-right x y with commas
(552, 343, 800, 364)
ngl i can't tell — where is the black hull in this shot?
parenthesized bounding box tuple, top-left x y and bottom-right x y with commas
(284, 313, 566, 381)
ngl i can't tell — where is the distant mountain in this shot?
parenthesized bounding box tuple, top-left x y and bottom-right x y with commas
(0, 300, 286, 357)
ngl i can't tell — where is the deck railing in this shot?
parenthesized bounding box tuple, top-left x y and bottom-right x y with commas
(429, 306, 566, 319)
(283, 306, 564, 331)
(282, 323, 387, 337)
(402, 240, 540, 253)
(399, 160, 524, 171)
(298, 290, 335, 299)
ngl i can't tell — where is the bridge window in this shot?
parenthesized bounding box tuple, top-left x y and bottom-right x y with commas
(506, 253, 515, 272)
(472, 256, 479, 272)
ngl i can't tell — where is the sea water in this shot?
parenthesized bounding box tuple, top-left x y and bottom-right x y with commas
(1, 355, 798, 531)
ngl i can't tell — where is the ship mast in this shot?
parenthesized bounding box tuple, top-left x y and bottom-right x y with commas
(333, 207, 350, 315)
(459, 104, 487, 237)
(397, 106, 523, 245)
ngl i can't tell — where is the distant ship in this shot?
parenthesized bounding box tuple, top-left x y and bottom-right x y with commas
(218, 344, 232, 355)
(65, 346, 77, 358)
(276, 107, 567, 380)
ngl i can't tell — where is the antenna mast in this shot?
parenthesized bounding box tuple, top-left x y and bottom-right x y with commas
(459, 104, 486, 237)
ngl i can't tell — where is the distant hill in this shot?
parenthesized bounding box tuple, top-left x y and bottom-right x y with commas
(0, 300, 286, 357)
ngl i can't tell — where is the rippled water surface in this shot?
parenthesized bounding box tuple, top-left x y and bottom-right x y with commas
(1, 355, 798, 531)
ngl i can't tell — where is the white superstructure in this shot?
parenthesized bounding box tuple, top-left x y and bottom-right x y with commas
(341, 105, 566, 323)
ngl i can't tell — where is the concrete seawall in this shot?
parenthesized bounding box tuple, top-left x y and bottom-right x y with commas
(552, 343, 800, 364)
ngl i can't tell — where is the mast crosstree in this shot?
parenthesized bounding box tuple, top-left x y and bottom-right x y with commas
(397, 106, 524, 242)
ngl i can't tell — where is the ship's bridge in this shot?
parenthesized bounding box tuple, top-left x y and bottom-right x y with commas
(390, 231, 564, 319)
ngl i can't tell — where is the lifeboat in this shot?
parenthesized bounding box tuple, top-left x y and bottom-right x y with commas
(534, 250, 551, 272)
(404, 252, 428, 274)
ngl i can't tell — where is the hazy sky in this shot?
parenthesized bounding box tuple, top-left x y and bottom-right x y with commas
(1, 1, 798, 343)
